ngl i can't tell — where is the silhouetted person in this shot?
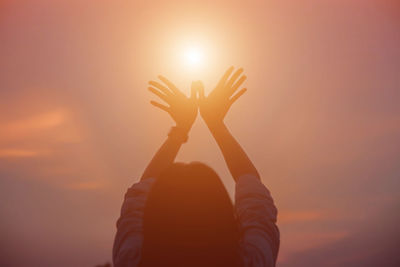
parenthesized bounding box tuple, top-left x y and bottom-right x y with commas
(113, 67, 280, 266)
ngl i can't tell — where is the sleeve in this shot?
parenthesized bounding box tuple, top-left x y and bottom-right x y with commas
(112, 178, 156, 267)
(235, 174, 280, 267)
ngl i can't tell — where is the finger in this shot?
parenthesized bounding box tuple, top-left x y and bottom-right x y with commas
(191, 80, 204, 100)
(228, 75, 246, 96)
(216, 66, 234, 89)
(158, 75, 184, 96)
(229, 88, 247, 106)
(148, 87, 170, 104)
(149, 81, 172, 96)
(225, 68, 243, 90)
(150, 100, 170, 113)
(199, 83, 205, 101)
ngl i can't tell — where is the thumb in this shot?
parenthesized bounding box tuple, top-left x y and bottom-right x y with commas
(191, 80, 204, 101)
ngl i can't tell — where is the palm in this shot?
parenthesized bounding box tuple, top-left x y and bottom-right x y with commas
(168, 94, 197, 129)
(198, 67, 247, 126)
(148, 75, 197, 132)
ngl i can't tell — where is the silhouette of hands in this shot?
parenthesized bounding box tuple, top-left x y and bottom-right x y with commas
(197, 67, 247, 128)
(148, 67, 246, 133)
(148, 75, 197, 132)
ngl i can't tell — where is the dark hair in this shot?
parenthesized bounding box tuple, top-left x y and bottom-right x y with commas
(139, 162, 242, 267)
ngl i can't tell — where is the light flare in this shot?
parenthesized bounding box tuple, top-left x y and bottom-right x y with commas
(183, 46, 205, 67)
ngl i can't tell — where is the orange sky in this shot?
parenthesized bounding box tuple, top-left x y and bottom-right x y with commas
(1, 0, 399, 266)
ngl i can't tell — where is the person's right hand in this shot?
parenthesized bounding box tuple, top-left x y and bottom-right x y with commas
(148, 75, 197, 133)
(197, 67, 247, 129)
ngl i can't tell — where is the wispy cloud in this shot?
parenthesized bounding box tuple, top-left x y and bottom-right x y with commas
(0, 109, 80, 143)
(279, 210, 331, 224)
(66, 181, 107, 191)
(0, 148, 49, 158)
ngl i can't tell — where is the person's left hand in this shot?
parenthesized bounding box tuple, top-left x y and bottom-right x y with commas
(197, 67, 247, 129)
(148, 75, 198, 132)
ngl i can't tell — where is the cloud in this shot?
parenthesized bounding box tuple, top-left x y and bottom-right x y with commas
(0, 108, 81, 144)
(66, 181, 107, 191)
(1, 110, 65, 136)
(280, 223, 400, 267)
(278, 201, 400, 267)
(279, 210, 332, 224)
(0, 148, 48, 158)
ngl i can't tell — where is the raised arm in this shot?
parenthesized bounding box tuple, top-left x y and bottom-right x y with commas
(141, 76, 197, 180)
(198, 67, 280, 266)
(198, 67, 259, 181)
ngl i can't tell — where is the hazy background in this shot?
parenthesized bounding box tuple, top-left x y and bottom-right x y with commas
(1, 0, 399, 266)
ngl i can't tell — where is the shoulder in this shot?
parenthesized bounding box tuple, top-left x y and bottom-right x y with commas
(120, 177, 156, 216)
(235, 174, 274, 205)
(125, 177, 156, 198)
(235, 174, 280, 266)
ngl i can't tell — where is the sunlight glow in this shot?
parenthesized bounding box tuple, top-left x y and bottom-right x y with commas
(183, 46, 205, 68)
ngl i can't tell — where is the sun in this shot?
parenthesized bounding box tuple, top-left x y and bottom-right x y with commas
(182, 46, 205, 68)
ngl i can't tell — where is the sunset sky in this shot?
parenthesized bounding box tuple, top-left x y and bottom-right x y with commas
(1, 0, 399, 266)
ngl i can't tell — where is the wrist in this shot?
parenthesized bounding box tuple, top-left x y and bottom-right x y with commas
(175, 121, 193, 133)
(207, 121, 227, 134)
(168, 126, 189, 143)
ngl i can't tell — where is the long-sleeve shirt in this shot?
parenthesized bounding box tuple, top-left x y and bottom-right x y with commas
(113, 174, 280, 267)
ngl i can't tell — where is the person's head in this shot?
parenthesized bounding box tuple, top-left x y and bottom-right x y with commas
(139, 162, 241, 267)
